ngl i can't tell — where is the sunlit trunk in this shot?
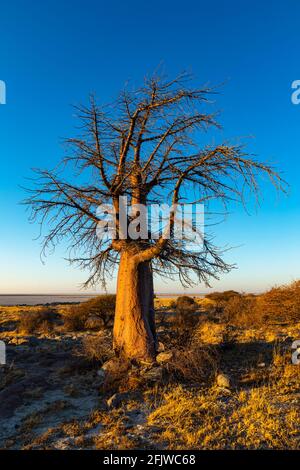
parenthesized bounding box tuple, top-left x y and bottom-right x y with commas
(113, 251, 157, 362)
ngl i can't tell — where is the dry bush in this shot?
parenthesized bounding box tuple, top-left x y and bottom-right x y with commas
(176, 295, 197, 309)
(64, 295, 116, 331)
(174, 295, 198, 330)
(18, 309, 56, 334)
(210, 281, 300, 327)
(223, 295, 258, 326)
(64, 307, 88, 331)
(102, 358, 132, 393)
(205, 290, 240, 302)
(81, 333, 113, 364)
(255, 281, 300, 323)
(165, 343, 218, 384)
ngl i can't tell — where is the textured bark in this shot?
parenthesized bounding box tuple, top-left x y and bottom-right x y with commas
(113, 251, 156, 362)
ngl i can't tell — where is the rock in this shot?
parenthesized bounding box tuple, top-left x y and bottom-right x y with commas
(156, 351, 173, 363)
(101, 357, 120, 372)
(97, 369, 106, 379)
(143, 366, 163, 382)
(157, 342, 165, 352)
(258, 362, 266, 368)
(216, 373, 231, 389)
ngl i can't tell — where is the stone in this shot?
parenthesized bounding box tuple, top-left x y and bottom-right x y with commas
(143, 366, 163, 382)
(97, 369, 106, 379)
(156, 351, 173, 363)
(216, 373, 231, 389)
(101, 358, 118, 371)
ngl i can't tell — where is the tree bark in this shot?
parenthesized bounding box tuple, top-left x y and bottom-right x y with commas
(113, 250, 157, 362)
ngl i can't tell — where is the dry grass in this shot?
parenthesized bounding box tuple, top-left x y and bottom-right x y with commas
(18, 308, 56, 335)
(193, 321, 228, 345)
(80, 333, 113, 364)
(147, 373, 300, 449)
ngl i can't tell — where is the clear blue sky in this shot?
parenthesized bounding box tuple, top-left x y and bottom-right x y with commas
(0, 0, 299, 294)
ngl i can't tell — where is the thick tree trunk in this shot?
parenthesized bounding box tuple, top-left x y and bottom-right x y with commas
(113, 250, 157, 362)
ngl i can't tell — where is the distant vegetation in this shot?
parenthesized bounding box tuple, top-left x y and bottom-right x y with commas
(205, 290, 241, 302)
(206, 281, 300, 326)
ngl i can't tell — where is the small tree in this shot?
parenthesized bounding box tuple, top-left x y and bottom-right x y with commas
(25, 73, 284, 362)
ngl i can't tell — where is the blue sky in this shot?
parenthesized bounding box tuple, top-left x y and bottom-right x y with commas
(0, 0, 299, 294)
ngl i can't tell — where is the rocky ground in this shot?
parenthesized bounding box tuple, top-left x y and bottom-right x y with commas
(0, 303, 299, 449)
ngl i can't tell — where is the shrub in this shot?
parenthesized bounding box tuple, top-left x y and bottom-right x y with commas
(205, 290, 240, 302)
(223, 295, 258, 326)
(212, 281, 300, 326)
(64, 294, 116, 331)
(175, 296, 198, 329)
(64, 307, 88, 331)
(176, 295, 197, 309)
(81, 333, 113, 364)
(166, 344, 218, 384)
(255, 281, 300, 323)
(19, 309, 56, 334)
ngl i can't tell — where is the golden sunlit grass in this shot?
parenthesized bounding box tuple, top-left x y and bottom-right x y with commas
(147, 360, 300, 449)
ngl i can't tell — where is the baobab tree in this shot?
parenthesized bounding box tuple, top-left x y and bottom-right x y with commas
(25, 74, 283, 363)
